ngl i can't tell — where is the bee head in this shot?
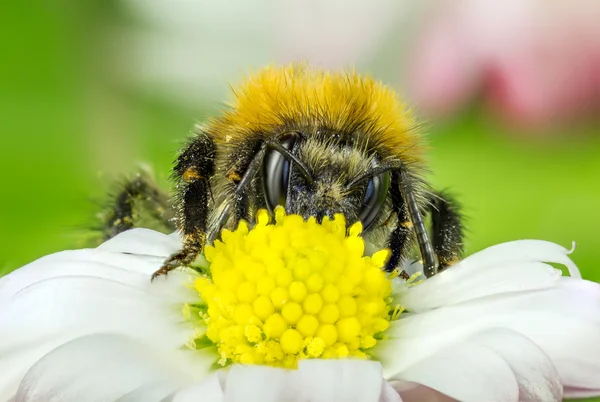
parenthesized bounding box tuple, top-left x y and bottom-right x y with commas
(262, 132, 391, 231)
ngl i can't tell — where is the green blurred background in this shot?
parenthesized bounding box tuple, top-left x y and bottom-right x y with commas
(1, 1, 599, 288)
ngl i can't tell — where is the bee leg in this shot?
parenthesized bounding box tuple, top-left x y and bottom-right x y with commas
(395, 169, 437, 278)
(103, 173, 174, 240)
(211, 142, 269, 239)
(385, 174, 415, 279)
(152, 134, 215, 280)
(428, 191, 464, 270)
(386, 221, 416, 280)
(151, 177, 211, 281)
(151, 231, 205, 281)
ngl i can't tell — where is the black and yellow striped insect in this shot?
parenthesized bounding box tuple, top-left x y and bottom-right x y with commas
(103, 64, 464, 280)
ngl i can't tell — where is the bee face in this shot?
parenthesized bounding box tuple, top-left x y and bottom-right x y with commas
(262, 132, 392, 230)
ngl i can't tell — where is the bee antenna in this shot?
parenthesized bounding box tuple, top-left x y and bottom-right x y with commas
(265, 140, 314, 185)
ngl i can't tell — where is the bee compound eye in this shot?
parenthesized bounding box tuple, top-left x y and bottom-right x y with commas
(262, 135, 296, 211)
(358, 171, 391, 230)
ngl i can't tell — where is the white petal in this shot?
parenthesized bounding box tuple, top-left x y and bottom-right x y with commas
(0, 274, 196, 399)
(380, 381, 404, 402)
(169, 361, 393, 402)
(224, 365, 291, 402)
(0, 229, 211, 400)
(400, 240, 578, 312)
(393, 338, 519, 401)
(224, 360, 387, 402)
(293, 360, 385, 402)
(388, 329, 562, 401)
(379, 278, 600, 394)
(0, 228, 197, 304)
(97, 228, 181, 257)
(15, 334, 205, 402)
(167, 372, 225, 402)
(0, 249, 196, 304)
(463, 329, 562, 401)
(456, 240, 579, 278)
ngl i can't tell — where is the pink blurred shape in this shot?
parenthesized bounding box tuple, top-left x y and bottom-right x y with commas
(408, 0, 600, 127)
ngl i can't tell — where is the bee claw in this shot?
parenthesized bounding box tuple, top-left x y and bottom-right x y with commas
(150, 259, 181, 281)
(151, 249, 196, 282)
(150, 268, 168, 282)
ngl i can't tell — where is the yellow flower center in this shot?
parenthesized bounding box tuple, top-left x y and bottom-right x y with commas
(188, 207, 394, 369)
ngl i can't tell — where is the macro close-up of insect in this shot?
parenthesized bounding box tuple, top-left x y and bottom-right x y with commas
(102, 64, 463, 281)
(4, 3, 600, 400)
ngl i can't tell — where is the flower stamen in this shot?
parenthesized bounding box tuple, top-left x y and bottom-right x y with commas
(187, 207, 397, 368)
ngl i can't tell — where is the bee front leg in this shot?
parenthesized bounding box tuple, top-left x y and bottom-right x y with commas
(152, 134, 215, 280)
(151, 139, 268, 280)
(151, 178, 211, 281)
(151, 230, 205, 281)
(385, 172, 415, 279)
(394, 169, 437, 278)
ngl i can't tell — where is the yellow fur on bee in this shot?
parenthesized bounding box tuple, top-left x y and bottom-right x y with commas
(208, 64, 423, 163)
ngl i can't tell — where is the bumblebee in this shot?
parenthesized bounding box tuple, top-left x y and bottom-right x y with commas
(103, 64, 464, 280)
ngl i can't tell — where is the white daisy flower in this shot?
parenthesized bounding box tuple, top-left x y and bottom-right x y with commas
(1, 209, 599, 402)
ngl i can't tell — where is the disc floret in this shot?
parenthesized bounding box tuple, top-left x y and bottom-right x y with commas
(189, 207, 393, 369)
